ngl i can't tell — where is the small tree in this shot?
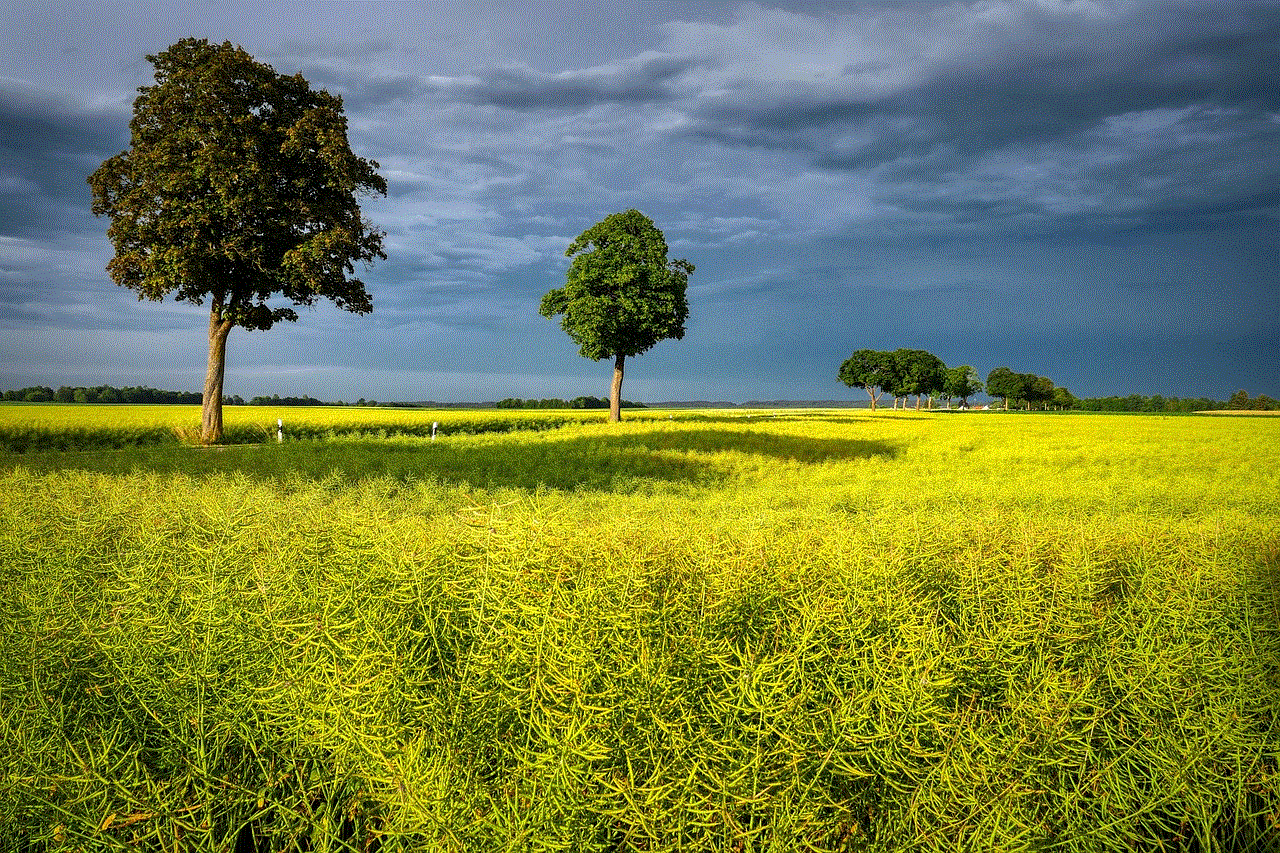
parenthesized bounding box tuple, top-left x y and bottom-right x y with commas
(986, 367, 1018, 410)
(944, 365, 983, 408)
(89, 39, 386, 443)
(838, 349, 899, 410)
(1051, 386, 1076, 410)
(540, 210, 692, 422)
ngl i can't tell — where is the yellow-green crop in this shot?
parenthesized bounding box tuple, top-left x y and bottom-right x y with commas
(1, 411, 1277, 851)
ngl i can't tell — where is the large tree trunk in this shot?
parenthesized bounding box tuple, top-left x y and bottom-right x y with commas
(201, 306, 233, 444)
(608, 353, 625, 423)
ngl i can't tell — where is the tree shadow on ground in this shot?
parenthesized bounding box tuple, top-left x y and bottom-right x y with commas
(1, 427, 901, 494)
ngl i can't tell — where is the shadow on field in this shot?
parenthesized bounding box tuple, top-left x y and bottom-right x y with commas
(1254, 542, 1280, 633)
(1, 427, 900, 493)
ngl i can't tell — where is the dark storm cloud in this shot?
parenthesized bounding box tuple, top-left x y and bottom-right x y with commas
(436, 52, 696, 111)
(668, 2, 1280, 231)
(298, 66, 428, 111)
(0, 80, 128, 238)
(2, 1, 1277, 400)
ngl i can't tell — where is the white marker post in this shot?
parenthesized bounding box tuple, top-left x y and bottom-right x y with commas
(277, 418, 283, 443)
(432, 421, 438, 441)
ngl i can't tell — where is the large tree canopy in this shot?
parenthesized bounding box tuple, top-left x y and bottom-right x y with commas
(88, 38, 386, 443)
(892, 348, 946, 410)
(540, 209, 692, 422)
(838, 349, 898, 410)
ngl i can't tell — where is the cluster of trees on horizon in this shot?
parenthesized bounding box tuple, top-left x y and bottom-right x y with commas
(1075, 391, 1277, 412)
(837, 348, 1280, 412)
(984, 367, 1073, 411)
(4, 383, 1278, 412)
(839, 349, 989, 410)
(839, 348, 1078, 411)
(497, 396, 647, 410)
(0, 385, 202, 405)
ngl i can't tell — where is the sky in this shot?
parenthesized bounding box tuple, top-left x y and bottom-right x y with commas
(1, 0, 1277, 403)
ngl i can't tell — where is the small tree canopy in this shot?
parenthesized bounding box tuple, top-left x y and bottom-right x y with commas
(944, 365, 983, 405)
(985, 367, 1019, 410)
(540, 209, 692, 421)
(541, 209, 692, 361)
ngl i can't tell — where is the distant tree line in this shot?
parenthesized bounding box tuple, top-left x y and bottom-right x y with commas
(496, 396, 647, 410)
(4, 384, 1273, 413)
(836, 350, 1276, 413)
(246, 394, 346, 407)
(0, 386, 355, 406)
(1073, 395, 1223, 412)
(1226, 390, 1279, 411)
(2, 385, 203, 404)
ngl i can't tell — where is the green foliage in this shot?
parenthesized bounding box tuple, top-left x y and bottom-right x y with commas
(985, 367, 1019, 409)
(47, 385, 204, 405)
(2, 414, 1278, 851)
(540, 210, 692, 362)
(891, 348, 946, 406)
(88, 38, 386, 330)
(496, 396, 648, 410)
(88, 38, 386, 442)
(246, 393, 343, 407)
(1224, 390, 1279, 411)
(982, 370, 1063, 411)
(837, 349, 897, 409)
(1072, 395, 1224, 413)
(839, 349, 947, 409)
(943, 365, 983, 405)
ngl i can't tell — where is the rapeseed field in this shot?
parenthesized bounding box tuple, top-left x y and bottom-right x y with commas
(2, 408, 1276, 851)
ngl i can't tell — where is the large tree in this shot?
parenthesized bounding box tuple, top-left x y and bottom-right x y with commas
(540, 210, 692, 422)
(89, 39, 386, 443)
(838, 349, 899, 410)
(893, 349, 947, 410)
(1026, 375, 1055, 411)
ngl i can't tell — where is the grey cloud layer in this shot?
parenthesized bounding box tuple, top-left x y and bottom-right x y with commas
(336, 1, 1280, 243)
(1, 1, 1276, 399)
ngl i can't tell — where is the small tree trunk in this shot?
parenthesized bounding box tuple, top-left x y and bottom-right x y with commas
(608, 353, 625, 423)
(202, 306, 233, 444)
